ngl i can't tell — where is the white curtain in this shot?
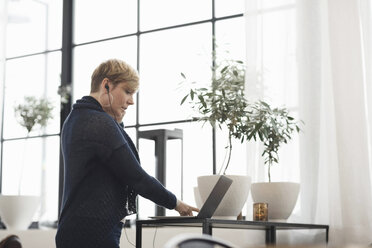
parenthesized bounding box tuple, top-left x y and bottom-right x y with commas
(245, 0, 372, 245)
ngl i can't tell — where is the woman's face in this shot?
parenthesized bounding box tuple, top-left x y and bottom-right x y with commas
(102, 81, 136, 122)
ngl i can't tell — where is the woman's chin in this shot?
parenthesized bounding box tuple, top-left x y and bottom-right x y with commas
(118, 112, 125, 120)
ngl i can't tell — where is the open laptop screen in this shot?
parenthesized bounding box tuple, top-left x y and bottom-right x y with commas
(150, 175, 233, 219)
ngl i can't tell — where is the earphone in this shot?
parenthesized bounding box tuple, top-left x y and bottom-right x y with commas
(105, 84, 109, 92)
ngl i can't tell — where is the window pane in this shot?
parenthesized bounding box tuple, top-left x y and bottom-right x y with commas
(137, 122, 212, 218)
(140, 0, 211, 31)
(47, 0, 63, 50)
(215, 0, 244, 18)
(74, 0, 137, 44)
(215, 127, 247, 176)
(3, 53, 61, 139)
(215, 17, 246, 62)
(45, 52, 62, 134)
(6, 0, 62, 57)
(39, 136, 60, 222)
(3, 139, 39, 195)
(2, 136, 60, 222)
(139, 24, 212, 124)
(73, 37, 138, 126)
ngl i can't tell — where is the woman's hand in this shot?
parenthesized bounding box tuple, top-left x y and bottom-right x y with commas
(175, 200, 200, 216)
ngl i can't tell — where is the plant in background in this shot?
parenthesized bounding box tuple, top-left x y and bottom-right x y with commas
(13, 96, 54, 195)
(14, 96, 54, 134)
(180, 58, 248, 175)
(180, 58, 303, 178)
(57, 84, 72, 105)
(237, 100, 302, 182)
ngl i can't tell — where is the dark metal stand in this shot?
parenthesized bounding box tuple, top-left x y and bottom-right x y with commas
(135, 218, 329, 248)
(138, 129, 183, 216)
(265, 225, 276, 244)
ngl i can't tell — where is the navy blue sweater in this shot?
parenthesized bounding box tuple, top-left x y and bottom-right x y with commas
(56, 96, 176, 248)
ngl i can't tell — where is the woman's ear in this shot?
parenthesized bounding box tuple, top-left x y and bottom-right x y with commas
(100, 78, 110, 92)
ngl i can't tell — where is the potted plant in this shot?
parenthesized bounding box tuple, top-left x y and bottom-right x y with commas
(0, 96, 54, 230)
(241, 100, 302, 220)
(180, 58, 252, 218)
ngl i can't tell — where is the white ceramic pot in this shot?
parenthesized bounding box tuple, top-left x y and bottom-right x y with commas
(196, 175, 251, 219)
(193, 186, 203, 209)
(251, 182, 300, 221)
(0, 195, 40, 230)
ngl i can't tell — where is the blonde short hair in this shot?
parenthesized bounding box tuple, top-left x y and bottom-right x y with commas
(90, 59, 139, 93)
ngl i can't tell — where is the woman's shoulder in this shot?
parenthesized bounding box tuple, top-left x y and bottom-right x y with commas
(85, 112, 123, 138)
(66, 109, 126, 147)
(67, 107, 113, 130)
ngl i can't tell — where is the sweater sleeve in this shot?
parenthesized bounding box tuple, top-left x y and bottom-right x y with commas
(105, 143, 177, 210)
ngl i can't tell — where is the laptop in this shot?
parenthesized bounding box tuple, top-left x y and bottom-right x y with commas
(150, 175, 233, 220)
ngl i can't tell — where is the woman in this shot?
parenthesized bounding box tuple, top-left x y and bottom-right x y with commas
(55, 59, 198, 248)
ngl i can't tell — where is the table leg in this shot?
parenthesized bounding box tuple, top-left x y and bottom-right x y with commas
(265, 226, 276, 245)
(136, 222, 142, 248)
(202, 222, 212, 235)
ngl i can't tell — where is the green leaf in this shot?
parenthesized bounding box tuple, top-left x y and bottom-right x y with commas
(198, 95, 206, 108)
(260, 101, 270, 109)
(247, 131, 255, 140)
(258, 131, 263, 141)
(180, 94, 188, 105)
(220, 66, 228, 74)
(254, 121, 264, 133)
(190, 89, 195, 100)
(181, 72, 186, 79)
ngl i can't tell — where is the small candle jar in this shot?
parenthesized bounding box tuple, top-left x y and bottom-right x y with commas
(253, 203, 268, 221)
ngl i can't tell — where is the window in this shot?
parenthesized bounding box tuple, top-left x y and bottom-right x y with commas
(139, 23, 212, 124)
(1, 0, 246, 223)
(1, 0, 62, 223)
(74, 0, 137, 44)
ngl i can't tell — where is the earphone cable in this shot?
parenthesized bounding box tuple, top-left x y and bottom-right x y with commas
(123, 224, 136, 247)
(152, 226, 158, 248)
(107, 91, 118, 122)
